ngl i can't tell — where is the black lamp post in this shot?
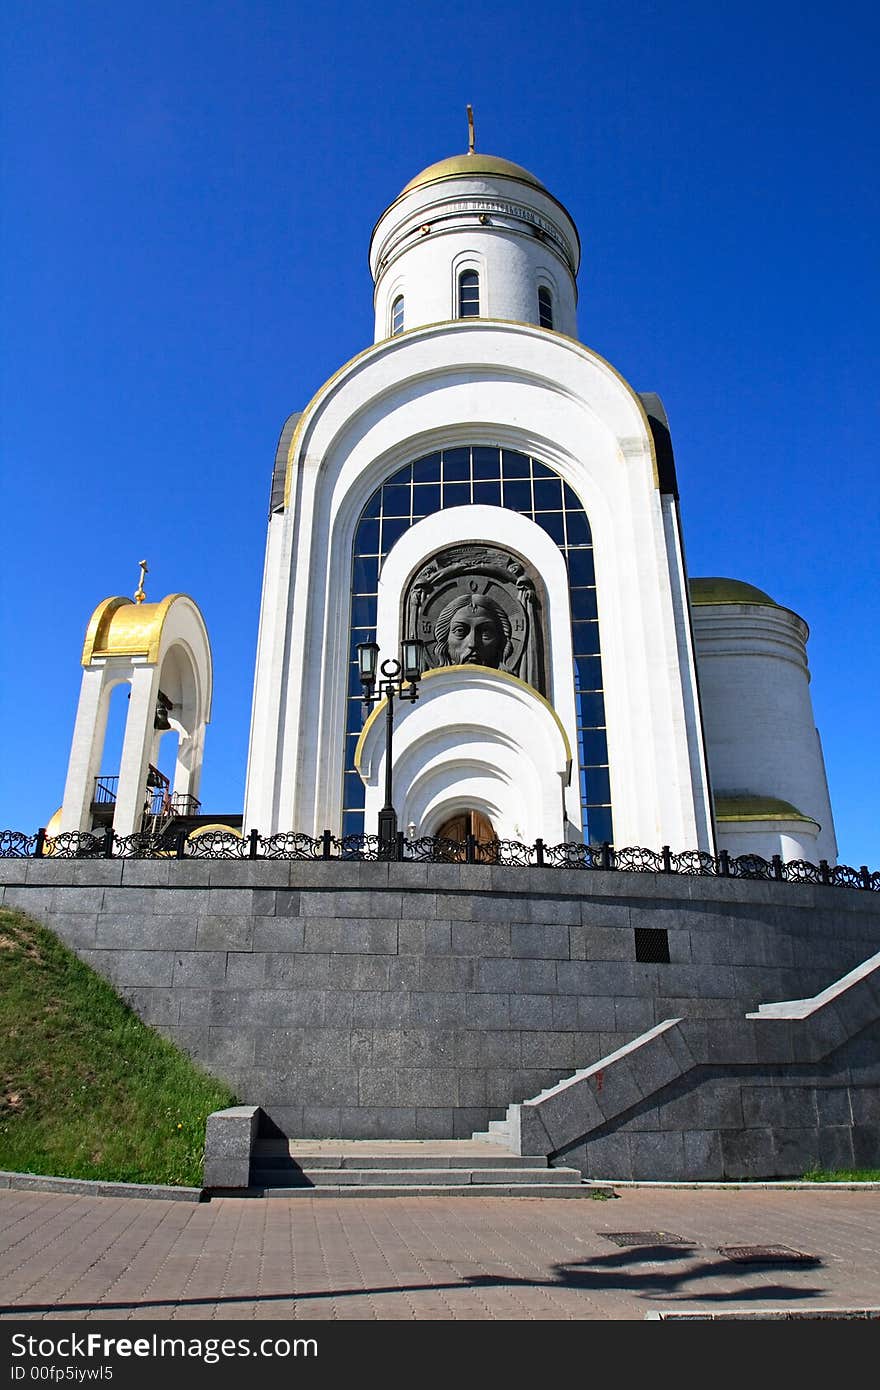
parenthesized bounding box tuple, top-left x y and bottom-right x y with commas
(357, 638, 424, 850)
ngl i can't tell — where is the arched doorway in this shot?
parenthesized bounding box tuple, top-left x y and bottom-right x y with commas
(435, 810, 495, 861)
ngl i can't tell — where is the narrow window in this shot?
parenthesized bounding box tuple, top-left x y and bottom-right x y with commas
(458, 269, 480, 318)
(391, 295, 404, 336)
(538, 285, 554, 329)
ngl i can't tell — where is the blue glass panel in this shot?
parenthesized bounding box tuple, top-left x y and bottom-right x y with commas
(442, 482, 471, 508)
(532, 460, 555, 480)
(501, 450, 531, 478)
(347, 700, 367, 734)
(356, 519, 379, 554)
(587, 806, 613, 845)
(381, 483, 411, 517)
(566, 548, 595, 585)
(575, 655, 603, 690)
(350, 595, 376, 628)
(352, 555, 379, 592)
(501, 479, 531, 512)
(580, 729, 609, 764)
(443, 448, 470, 480)
(533, 477, 563, 511)
(562, 483, 585, 513)
(411, 484, 441, 516)
(344, 760, 363, 788)
(386, 462, 413, 488)
(577, 691, 606, 726)
(473, 480, 501, 507)
(536, 511, 565, 545)
(571, 620, 601, 654)
(473, 446, 501, 478)
(564, 510, 593, 547)
(380, 515, 409, 552)
(585, 768, 611, 803)
(348, 664, 363, 697)
(342, 811, 364, 836)
(361, 490, 382, 519)
(570, 587, 598, 620)
(412, 453, 441, 484)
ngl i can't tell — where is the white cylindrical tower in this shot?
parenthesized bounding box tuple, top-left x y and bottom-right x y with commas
(369, 152, 580, 342)
(690, 578, 837, 863)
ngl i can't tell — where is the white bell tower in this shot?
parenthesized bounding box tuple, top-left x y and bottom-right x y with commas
(60, 565, 213, 838)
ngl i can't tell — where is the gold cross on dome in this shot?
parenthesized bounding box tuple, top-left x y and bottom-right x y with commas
(134, 559, 148, 604)
(467, 105, 475, 154)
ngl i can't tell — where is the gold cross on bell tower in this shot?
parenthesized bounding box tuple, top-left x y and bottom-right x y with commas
(466, 104, 475, 154)
(134, 559, 148, 605)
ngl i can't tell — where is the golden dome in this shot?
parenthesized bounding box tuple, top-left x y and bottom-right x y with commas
(400, 152, 547, 196)
(689, 577, 778, 608)
(81, 594, 184, 666)
(714, 794, 818, 825)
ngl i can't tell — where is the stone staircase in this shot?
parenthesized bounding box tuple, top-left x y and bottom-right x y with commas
(248, 1138, 589, 1197)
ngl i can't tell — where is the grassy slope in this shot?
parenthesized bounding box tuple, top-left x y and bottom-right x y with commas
(0, 907, 235, 1185)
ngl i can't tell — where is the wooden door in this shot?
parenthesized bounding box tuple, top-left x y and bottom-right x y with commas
(436, 810, 495, 860)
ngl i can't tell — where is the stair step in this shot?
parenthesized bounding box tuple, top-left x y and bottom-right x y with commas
(250, 1183, 591, 1199)
(253, 1152, 542, 1170)
(249, 1165, 582, 1189)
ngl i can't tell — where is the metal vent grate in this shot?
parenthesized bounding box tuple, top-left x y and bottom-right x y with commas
(718, 1245, 818, 1264)
(603, 1231, 693, 1247)
(634, 927, 670, 963)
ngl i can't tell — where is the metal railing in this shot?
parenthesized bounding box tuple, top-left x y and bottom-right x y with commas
(1, 827, 877, 892)
(91, 776, 119, 806)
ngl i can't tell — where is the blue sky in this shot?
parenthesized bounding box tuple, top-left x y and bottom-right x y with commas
(1, 1, 877, 865)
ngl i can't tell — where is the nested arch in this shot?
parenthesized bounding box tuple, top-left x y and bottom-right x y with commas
(344, 443, 612, 843)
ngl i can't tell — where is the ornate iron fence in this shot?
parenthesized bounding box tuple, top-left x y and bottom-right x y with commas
(1, 826, 878, 892)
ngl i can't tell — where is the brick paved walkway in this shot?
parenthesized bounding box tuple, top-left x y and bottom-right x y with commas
(1, 1188, 878, 1320)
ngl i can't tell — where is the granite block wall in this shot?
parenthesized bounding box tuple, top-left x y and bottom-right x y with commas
(3, 858, 879, 1152)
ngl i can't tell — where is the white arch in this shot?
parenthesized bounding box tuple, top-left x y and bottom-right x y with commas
(244, 322, 712, 851)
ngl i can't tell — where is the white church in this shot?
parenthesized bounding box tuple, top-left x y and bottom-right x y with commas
(60, 132, 837, 867)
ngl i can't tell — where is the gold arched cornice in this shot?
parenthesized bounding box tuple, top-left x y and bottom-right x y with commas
(81, 593, 187, 666)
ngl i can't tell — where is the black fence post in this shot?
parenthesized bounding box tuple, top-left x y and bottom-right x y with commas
(175, 832, 187, 859)
(861, 865, 872, 890)
(534, 837, 545, 867)
(34, 828, 46, 859)
(322, 830, 332, 860)
(718, 849, 731, 876)
(772, 854, 784, 881)
(601, 841, 613, 871)
(661, 844, 672, 873)
(465, 833, 476, 865)
(395, 831, 405, 861)
(819, 859, 831, 885)
(248, 828, 259, 860)
(103, 828, 115, 858)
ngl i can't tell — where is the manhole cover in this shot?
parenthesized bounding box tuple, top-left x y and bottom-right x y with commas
(604, 1231, 694, 1247)
(718, 1245, 818, 1264)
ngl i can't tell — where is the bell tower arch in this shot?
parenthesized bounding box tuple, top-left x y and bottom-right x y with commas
(60, 575, 212, 837)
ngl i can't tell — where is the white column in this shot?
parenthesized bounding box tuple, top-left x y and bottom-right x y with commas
(60, 667, 111, 832)
(113, 664, 159, 836)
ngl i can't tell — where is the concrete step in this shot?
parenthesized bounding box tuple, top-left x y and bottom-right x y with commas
(244, 1137, 587, 1198)
(254, 1150, 542, 1171)
(249, 1165, 583, 1189)
(250, 1182, 592, 1199)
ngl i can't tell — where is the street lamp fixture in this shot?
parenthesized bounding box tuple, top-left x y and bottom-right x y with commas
(357, 639, 424, 851)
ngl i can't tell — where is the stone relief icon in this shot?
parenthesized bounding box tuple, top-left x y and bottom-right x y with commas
(403, 544, 546, 695)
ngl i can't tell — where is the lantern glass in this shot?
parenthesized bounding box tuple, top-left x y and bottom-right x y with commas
(401, 638, 423, 684)
(357, 640, 379, 685)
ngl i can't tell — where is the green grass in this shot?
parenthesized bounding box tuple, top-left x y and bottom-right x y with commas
(0, 907, 235, 1186)
(802, 1168, 880, 1182)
